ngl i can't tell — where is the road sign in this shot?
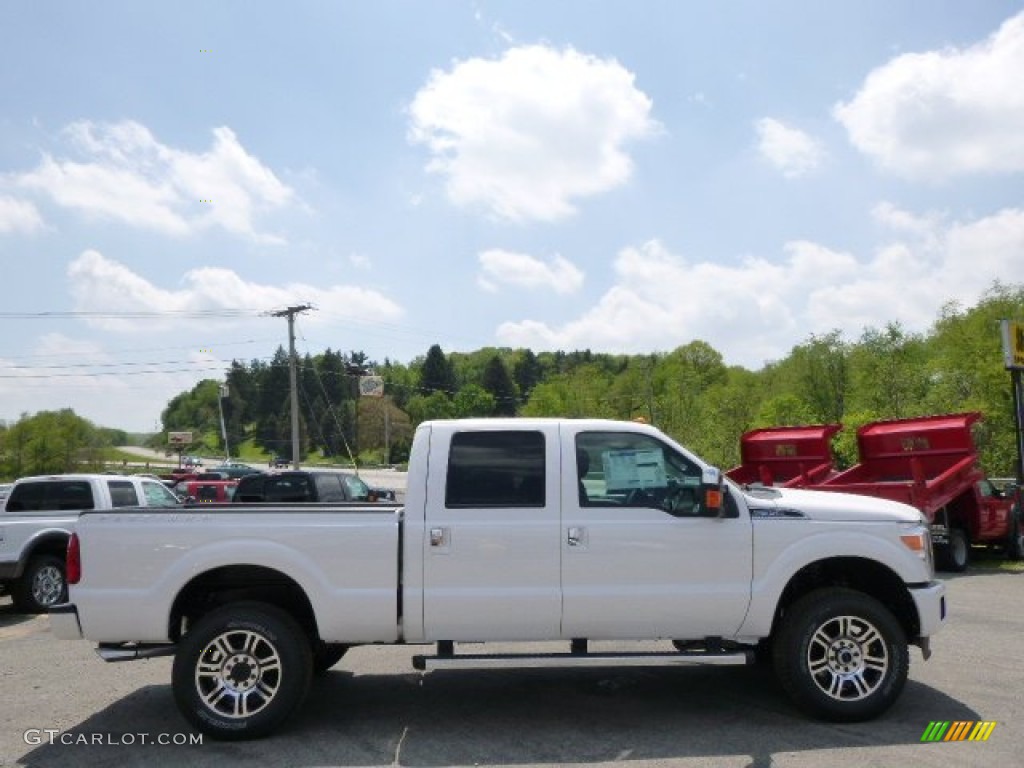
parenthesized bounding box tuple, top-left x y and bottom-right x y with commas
(168, 431, 193, 445)
(359, 376, 384, 397)
(1002, 320, 1024, 370)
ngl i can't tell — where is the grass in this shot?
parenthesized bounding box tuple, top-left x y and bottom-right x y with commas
(969, 549, 1024, 572)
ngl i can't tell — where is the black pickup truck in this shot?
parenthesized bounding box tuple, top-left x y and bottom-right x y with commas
(232, 469, 397, 503)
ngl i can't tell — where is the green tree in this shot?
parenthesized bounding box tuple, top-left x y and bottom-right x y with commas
(1, 410, 108, 478)
(851, 322, 929, 418)
(452, 384, 497, 417)
(406, 391, 456, 423)
(481, 355, 518, 416)
(512, 349, 543, 403)
(161, 379, 223, 452)
(791, 330, 849, 424)
(420, 344, 456, 396)
(924, 284, 1024, 473)
(250, 347, 293, 456)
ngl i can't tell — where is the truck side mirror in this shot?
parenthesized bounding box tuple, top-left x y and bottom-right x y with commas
(700, 467, 731, 517)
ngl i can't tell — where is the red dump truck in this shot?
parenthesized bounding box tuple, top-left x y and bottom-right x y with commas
(729, 414, 1022, 572)
(726, 424, 841, 488)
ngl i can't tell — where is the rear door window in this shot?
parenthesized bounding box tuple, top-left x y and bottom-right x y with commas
(107, 480, 139, 507)
(5, 482, 47, 511)
(264, 475, 313, 502)
(445, 430, 545, 508)
(233, 475, 264, 502)
(314, 473, 347, 502)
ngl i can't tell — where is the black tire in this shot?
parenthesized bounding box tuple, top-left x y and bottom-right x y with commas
(941, 527, 970, 572)
(1006, 513, 1024, 561)
(12, 555, 67, 613)
(172, 602, 312, 740)
(773, 588, 909, 722)
(312, 642, 349, 675)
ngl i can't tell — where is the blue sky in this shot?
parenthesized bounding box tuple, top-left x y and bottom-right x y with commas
(2, 1, 1023, 432)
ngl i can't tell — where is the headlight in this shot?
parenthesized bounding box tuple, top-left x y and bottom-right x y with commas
(900, 527, 934, 573)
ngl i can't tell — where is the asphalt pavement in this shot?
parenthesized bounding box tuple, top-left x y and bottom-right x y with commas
(1, 560, 1022, 767)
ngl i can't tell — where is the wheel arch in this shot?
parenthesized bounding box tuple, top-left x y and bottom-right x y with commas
(18, 531, 71, 575)
(769, 557, 920, 643)
(169, 564, 320, 644)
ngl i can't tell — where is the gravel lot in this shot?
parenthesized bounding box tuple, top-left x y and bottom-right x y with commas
(1, 559, 1021, 768)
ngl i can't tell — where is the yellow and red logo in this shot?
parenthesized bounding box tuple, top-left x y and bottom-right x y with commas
(921, 721, 996, 742)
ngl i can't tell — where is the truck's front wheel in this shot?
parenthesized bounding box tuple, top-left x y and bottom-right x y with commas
(172, 602, 312, 740)
(312, 642, 349, 674)
(936, 527, 970, 572)
(773, 588, 908, 722)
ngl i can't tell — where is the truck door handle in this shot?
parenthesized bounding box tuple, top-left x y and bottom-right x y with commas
(567, 527, 585, 547)
(430, 527, 447, 547)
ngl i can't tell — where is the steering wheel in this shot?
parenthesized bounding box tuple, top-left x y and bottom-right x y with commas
(663, 482, 698, 515)
(623, 488, 656, 507)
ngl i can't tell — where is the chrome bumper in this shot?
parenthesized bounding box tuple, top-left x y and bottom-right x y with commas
(910, 580, 947, 641)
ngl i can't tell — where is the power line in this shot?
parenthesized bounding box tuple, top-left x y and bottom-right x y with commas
(0, 337, 279, 362)
(0, 309, 264, 319)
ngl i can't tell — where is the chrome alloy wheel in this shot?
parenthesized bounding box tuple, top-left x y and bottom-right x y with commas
(31, 563, 64, 607)
(806, 615, 889, 701)
(195, 630, 283, 719)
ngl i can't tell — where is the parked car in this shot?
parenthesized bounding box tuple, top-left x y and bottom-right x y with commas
(173, 479, 238, 503)
(232, 469, 394, 503)
(181, 455, 203, 469)
(1, 474, 182, 612)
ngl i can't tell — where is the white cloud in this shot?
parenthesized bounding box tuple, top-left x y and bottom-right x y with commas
(66, 250, 404, 332)
(15, 121, 295, 242)
(754, 118, 825, 178)
(496, 205, 1024, 366)
(349, 252, 372, 270)
(834, 12, 1024, 178)
(0, 333, 203, 433)
(0, 195, 43, 234)
(408, 44, 658, 222)
(477, 248, 584, 294)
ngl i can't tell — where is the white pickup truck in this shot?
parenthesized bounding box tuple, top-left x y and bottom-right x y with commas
(51, 418, 946, 740)
(1, 473, 183, 612)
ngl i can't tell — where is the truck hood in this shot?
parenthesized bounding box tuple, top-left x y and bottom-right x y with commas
(741, 485, 924, 524)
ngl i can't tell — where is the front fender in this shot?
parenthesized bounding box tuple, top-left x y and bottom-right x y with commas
(737, 521, 929, 637)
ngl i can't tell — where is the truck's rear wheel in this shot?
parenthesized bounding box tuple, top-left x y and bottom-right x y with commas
(172, 602, 312, 740)
(1006, 514, 1023, 561)
(773, 588, 908, 722)
(12, 555, 67, 613)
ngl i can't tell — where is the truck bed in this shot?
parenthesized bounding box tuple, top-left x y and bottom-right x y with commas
(70, 502, 404, 645)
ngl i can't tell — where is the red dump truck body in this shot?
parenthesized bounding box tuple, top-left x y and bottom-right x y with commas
(818, 413, 983, 517)
(726, 424, 841, 488)
(810, 413, 1016, 571)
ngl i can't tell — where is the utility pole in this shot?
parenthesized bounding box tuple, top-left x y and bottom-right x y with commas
(271, 305, 313, 469)
(218, 383, 230, 460)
